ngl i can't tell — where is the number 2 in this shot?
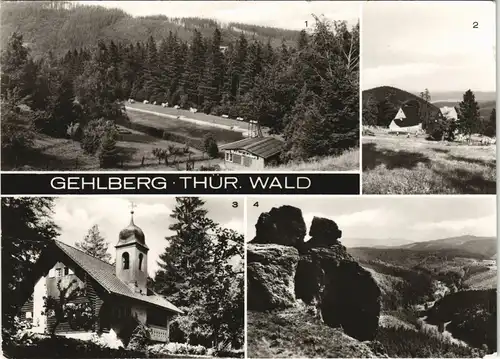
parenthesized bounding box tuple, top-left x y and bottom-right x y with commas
(473, 22, 478, 29)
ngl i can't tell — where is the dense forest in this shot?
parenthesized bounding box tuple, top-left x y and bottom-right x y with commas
(1, 2, 359, 169)
(0, 2, 300, 58)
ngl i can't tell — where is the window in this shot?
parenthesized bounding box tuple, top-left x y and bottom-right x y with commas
(25, 312, 32, 319)
(55, 268, 62, 278)
(64, 267, 69, 275)
(139, 253, 144, 271)
(225, 152, 233, 162)
(122, 252, 130, 269)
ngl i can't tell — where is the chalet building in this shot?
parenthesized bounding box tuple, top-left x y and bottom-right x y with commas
(20, 212, 182, 345)
(440, 106, 458, 121)
(388, 105, 423, 134)
(220, 137, 284, 169)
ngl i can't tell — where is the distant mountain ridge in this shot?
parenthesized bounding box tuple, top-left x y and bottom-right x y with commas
(362, 85, 442, 113)
(399, 235, 497, 259)
(350, 234, 497, 260)
(0, 2, 300, 58)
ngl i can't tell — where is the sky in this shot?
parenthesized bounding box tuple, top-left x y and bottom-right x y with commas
(362, 1, 496, 93)
(52, 196, 244, 276)
(79, 1, 360, 29)
(246, 196, 497, 247)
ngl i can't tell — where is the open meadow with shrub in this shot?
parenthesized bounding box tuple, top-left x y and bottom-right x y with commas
(362, 131, 496, 194)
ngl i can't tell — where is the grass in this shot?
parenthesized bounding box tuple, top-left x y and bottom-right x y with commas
(127, 102, 249, 128)
(247, 308, 377, 358)
(2, 128, 221, 171)
(267, 148, 360, 171)
(362, 130, 496, 194)
(125, 110, 244, 144)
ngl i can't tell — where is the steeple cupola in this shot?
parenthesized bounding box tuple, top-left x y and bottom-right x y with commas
(115, 203, 149, 294)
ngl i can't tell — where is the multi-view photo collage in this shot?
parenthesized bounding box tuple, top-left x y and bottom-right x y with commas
(0, 1, 497, 359)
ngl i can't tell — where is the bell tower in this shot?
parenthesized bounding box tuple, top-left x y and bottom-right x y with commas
(115, 203, 149, 294)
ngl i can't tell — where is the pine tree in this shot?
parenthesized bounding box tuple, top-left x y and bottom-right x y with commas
(363, 95, 378, 127)
(154, 197, 214, 307)
(76, 224, 111, 262)
(98, 129, 120, 169)
(457, 89, 481, 141)
(0, 32, 38, 107)
(483, 108, 496, 137)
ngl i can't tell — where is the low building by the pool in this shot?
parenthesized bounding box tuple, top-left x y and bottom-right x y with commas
(220, 137, 284, 169)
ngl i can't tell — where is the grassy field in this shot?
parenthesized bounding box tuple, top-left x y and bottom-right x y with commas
(362, 131, 496, 194)
(125, 110, 244, 144)
(126, 102, 247, 128)
(266, 148, 359, 171)
(4, 126, 222, 171)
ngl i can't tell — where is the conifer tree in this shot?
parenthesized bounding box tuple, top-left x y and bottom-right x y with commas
(483, 108, 496, 137)
(98, 129, 120, 169)
(76, 224, 112, 262)
(457, 89, 481, 141)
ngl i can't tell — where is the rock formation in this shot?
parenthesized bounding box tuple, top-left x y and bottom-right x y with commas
(247, 205, 382, 342)
(247, 244, 299, 311)
(250, 205, 306, 248)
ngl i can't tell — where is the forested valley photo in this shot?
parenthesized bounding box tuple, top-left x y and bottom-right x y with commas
(1, 1, 360, 171)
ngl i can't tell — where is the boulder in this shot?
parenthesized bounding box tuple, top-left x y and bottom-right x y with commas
(295, 247, 381, 341)
(247, 243, 300, 311)
(251, 206, 306, 249)
(307, 216, 342, 248)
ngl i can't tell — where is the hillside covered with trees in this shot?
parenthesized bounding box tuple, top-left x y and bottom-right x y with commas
(363, 86, 496, 141)
(1, 1, 359, 170)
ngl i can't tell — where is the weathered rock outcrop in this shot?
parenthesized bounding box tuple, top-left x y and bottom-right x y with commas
(248, 206, 382, 342)
(250, 205, 306, 248)
(306, 216, 342, 248)
(247, 243, 300, 311)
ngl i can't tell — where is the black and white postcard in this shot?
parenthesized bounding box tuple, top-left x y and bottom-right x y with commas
(246, 196, 497, 358)
(1, 1, 360, 172)
(1, 196, 244, 358)
(361, 1, 496, 194)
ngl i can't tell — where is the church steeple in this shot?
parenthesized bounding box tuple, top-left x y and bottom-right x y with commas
(115, 202, 149, 294)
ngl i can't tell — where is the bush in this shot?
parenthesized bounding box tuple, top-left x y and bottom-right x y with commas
(148, 342, 208, 356)
(98, 130, 120, 168)
(81, 119, 116, 155)
(127, 322, 151, 352)
(203, 134, 219, 158)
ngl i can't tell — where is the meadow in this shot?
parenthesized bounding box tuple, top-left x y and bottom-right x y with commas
(266, 148, 359, 171)
(5, 122, 223, 171)
(362, 129, 496, 194)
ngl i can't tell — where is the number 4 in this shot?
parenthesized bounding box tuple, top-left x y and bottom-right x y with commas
(253, 202, 259, 207)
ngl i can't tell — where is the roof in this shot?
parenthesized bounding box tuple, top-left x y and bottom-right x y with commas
(54, 240, 182, 314)
(440, 106, 458, 120)
(220, 137, 284, 159)
(392, 99, 442, 128)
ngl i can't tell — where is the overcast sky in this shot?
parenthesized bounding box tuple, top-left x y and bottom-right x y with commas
(52, 196, 244, 276)
(79, 1, 360, 29)
(246, 196, 496, 247)
(362, 1, 496, 93)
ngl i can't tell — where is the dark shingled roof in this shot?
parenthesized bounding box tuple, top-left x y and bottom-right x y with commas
(393, 99, 443, 128)
(220, 137, 284, 159)
(54, 240, 182, 314)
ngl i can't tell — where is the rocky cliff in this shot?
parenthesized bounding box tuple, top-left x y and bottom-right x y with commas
(248, 206, 382, 343)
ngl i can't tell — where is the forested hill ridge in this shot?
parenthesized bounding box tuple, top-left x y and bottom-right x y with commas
(1, 0, 359, 170)
(362, 86, 441, 112)
(349, 235, 497, 261)
(0, 1, 300, 59)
